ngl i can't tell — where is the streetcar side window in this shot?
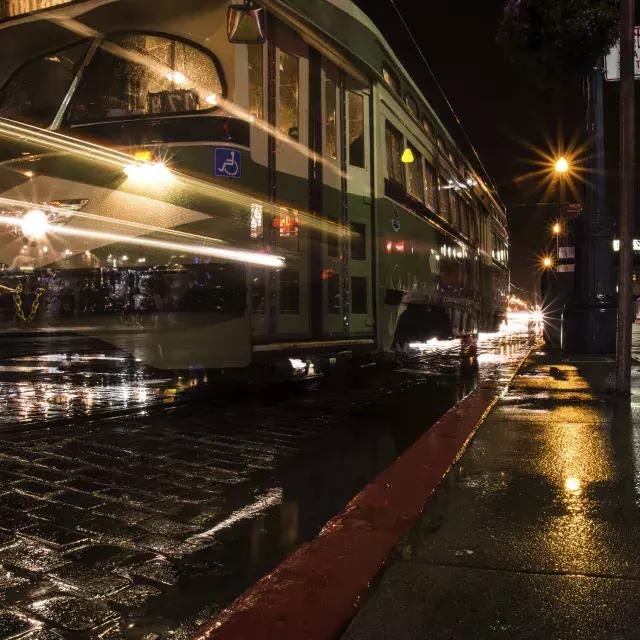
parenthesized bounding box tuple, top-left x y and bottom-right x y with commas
(406, 144, 424, 203)
(0, 41, 90, 127)
(347, 91, 365, 168)
(351, 276, 368, 314)
(405, 94, 418, 118)
(68, 34, 223, 123)
(351, 222, 367, 260)
(278, 49, 299, 140)
(424, 160, 437, 212)
(382, 65, 400, 94)
(438, 174, 450, 220)
(327, 272, 341, 314)
(325, 77, 338, 160)
(248, 44, 264, 121)
(280, 269, 300, 314)
(385, 121, 404, 186)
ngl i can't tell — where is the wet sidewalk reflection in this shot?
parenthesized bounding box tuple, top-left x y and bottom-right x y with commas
(0, 331, 533, 638)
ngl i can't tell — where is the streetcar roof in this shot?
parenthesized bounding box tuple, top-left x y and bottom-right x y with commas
(0, 0, 507, 224)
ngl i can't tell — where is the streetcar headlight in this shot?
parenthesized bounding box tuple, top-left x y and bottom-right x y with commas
(21, 209, 49, 240)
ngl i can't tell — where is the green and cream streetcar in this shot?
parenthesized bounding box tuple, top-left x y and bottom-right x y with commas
(0, 0, 509, 370)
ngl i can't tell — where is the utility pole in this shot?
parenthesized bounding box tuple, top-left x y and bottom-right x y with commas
(562, 60, 617, 354)
(616, 0, 636, 394)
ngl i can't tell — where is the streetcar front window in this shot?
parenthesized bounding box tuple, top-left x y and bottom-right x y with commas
(0, 42, 89, 127)
(68, 34, 223, 123)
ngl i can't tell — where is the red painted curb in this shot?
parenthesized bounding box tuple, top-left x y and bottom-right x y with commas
(196, 347, 534, 640)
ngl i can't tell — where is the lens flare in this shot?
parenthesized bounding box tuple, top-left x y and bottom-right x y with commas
(20, 209, 49, 240)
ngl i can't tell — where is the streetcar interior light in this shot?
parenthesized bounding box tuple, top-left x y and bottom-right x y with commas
(401, 147, 415, 164)
(124, 161, 174, 184)
(21, 209, 49, 240)
(133, 150, 153, 162)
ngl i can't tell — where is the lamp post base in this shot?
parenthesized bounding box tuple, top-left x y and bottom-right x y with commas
(561, 304, 617, 354)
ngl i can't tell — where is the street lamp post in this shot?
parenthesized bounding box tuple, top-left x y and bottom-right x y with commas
(561, 60, 617, 354)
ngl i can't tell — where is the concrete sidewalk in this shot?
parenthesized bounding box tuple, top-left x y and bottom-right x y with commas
(343, 345, 640, 639)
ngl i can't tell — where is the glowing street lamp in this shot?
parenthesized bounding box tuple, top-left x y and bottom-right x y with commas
(541, 255, 554, 270)
(554, 156, 570, 174)
(552, 222, 562, 235)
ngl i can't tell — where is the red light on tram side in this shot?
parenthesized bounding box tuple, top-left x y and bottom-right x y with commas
(395, 241, 405, 253)
(386, 240, 393, 254)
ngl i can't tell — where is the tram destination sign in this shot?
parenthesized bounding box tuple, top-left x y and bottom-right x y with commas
(1, 0, 73, 19)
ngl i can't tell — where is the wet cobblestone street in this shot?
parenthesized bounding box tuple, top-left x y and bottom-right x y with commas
(0, 333, 534, 639)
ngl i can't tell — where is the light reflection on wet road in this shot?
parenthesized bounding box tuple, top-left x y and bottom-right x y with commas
(0, 330, 535, 639)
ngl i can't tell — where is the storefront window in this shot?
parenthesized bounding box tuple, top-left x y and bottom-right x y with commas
(68, 34, 223, 122)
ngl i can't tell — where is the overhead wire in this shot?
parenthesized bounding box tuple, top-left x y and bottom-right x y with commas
(387, 0, 506, 211)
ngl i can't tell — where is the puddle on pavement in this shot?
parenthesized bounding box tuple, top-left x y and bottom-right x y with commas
(0, 331, 535, 638)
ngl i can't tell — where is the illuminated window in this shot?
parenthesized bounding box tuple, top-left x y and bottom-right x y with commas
(68, 34, 223, 122)
(274, 208, 299, 251)
(385, 121, 404, 185)
(382, 65, 400, 94)
(421, 116, 433, 136)
(0, 41, 90, 126)
(424, 161, 437, 212)
(248, 44, 264, 121)
(348, 91, 365, 168)
(449, 190, 459, 228)
(405, 94, 418, 118)
(250, 203, 263, 240)
(278, 50, 299, 140)
(406, 144, 424, 203)
(438, 174, 450, 220)
(325, 77, 338, 160)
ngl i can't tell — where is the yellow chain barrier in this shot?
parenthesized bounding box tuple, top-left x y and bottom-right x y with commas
(13, 284, 46, 324)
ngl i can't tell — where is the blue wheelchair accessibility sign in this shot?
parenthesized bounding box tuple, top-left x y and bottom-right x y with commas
(214, 147, 242, 179)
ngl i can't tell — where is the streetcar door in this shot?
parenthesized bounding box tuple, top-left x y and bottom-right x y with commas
(273, 26, 310, 339)
(345, 82, 374, 336)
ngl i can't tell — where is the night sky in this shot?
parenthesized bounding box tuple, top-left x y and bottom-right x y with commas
(353, 0, 620, 302)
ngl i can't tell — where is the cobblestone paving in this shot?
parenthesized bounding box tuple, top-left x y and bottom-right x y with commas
(0, 333, 533, 639)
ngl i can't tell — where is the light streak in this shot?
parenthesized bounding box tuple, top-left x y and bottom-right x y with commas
(20, 209, 48, 240)
(0, 118, 351, 241)
(0, 214, 285, 269)
(0, 196, 227, 246)
(191, 487, 282, 540)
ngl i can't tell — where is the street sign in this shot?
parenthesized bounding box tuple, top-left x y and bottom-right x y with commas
(605, 26, 640, 81)
(214, 147, 242, 179)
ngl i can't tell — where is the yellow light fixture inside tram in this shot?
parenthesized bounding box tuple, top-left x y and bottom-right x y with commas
(124, 161, 174, 185)
(401, 147, 415, 164)
(133, 150, 153, 162)
(21, 209, 49, 240)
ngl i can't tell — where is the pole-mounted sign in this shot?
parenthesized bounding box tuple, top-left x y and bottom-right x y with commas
(605, 26, 640, 81)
